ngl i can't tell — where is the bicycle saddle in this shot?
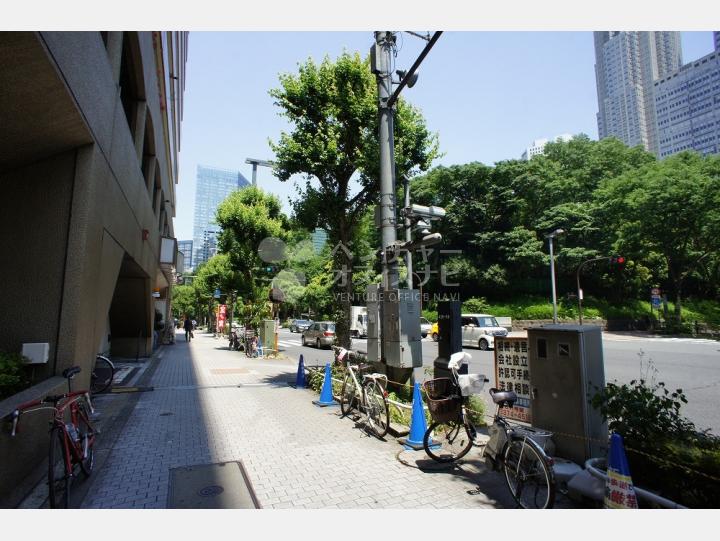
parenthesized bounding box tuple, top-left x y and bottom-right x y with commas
(62, 366, 81, 379)
(489, 388, 517, 407)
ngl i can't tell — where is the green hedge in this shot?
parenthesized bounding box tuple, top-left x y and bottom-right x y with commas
(0, 352, 31, 401)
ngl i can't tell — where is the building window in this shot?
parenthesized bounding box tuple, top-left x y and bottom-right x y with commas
(118, 32, 145, 138)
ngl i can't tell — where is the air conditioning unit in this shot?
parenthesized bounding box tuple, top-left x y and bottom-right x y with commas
(22, 343, 49, 364)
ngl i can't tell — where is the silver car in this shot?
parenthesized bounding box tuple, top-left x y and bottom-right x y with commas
(461, 313, 508, 350)
(302, 321, 336, 349)
(419, 317, 432, 338)
(289, 319, 312, 333)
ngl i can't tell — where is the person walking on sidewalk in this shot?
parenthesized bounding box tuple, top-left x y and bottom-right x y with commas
(183, 315, 194, 342)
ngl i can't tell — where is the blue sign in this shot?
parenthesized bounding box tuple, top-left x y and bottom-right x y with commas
(651, 296, 661, 309)
(213, 288, 221, 299)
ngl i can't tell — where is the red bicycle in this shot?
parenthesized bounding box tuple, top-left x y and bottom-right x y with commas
(9, 366, 97, 508)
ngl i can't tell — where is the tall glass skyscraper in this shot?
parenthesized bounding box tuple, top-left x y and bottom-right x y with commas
(192, 165, 250, 269)
(594, 31, 683, 155)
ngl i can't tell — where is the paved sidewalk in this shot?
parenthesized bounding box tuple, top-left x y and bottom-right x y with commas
(80, 331, 561, 509)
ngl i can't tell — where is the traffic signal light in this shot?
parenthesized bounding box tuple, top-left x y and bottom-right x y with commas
(609, 255, 626, 268)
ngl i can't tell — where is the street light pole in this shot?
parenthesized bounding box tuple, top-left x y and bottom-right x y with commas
(545, 228, 565, 324)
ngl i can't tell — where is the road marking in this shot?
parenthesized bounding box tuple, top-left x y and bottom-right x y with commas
(603, 335, 718, 344)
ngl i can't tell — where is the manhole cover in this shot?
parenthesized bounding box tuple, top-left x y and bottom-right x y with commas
(198, 485, 224, 497)
(168, 461, 261, 509)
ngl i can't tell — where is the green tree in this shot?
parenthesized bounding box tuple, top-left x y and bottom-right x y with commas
(214, 186, 289, 327)
(596, 152, 720, 317)
(193, 254, 237, 327)
(171, 284, 197, 320)
(269, 51, 439, 347)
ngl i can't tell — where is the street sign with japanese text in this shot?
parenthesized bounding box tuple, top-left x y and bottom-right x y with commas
(494, 337, 532, 423)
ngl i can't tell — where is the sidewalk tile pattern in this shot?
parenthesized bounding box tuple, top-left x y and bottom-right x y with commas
(82, 333, 525, 509)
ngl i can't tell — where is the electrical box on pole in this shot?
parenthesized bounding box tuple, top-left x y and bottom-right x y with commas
(366, 284, 382, 363)
(381, 289, 422, 368)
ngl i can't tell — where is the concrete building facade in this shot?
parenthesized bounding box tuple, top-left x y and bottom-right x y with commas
(594, 31, 682, 155)
(178, 239, 193, 272)
(521, 134, 573, 160)
(192, 165, 249, 269)
(654, 49, 720, 158)
(0, 31, 187, 506)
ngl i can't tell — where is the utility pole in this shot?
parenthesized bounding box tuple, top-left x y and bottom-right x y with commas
(373, 31, 400, 290)
(404, 176, 412, 290)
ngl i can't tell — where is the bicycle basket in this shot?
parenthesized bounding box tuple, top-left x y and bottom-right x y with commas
(423, 378, 463, 423)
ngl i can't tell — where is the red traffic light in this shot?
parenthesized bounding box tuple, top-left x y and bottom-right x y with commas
(610, 255, 626, 266)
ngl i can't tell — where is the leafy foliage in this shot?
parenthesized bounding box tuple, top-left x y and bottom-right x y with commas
(269, 51, 439, 346)
(411, 137, 720, 320)
(0, 352, 31, 400)
(591, 359, 720, 507)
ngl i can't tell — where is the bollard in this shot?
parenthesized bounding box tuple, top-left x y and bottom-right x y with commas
(312, 363, 338, 407)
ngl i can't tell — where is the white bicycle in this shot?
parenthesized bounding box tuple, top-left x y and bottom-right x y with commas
(334, 347, 390, 439)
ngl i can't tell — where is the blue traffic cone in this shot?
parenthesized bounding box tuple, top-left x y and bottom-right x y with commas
(312, 363, 338, 407)
(604, 432, 639, 509)
(292, 355, 306, 388)
(402, 383, 431, 450)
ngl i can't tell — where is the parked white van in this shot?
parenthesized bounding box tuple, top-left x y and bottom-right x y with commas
(461, 313, 508, 350)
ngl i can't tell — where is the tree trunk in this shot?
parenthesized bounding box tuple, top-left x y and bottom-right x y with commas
(674, 282, 683, 320)
(333, 224, 353, 349)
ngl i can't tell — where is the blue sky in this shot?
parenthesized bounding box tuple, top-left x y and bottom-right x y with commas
(174, 31, 716, 241)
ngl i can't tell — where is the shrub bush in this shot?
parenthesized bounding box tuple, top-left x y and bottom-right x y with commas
(462, 297, 489, 313)
(590, 361, 720, 507)
(0, 352, 32, 401)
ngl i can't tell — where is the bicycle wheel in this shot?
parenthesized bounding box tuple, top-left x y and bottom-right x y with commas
(77, 403, 95, 478)
(423, 420, 474, 463)
(502, 436, 555, 509)
(48, 426, 71, 508)
(363, 379, 389, 438)
(340, 373, 358, 416)
(91, 355, 114, 394)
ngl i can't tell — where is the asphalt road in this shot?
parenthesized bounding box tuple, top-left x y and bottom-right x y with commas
(272, 328, 720, 434)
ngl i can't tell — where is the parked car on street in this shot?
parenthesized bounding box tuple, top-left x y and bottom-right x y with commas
(461, 313, 508, 350)
(302, 321, 336, 348)
(289, 319, 313, 333)
(419, 317, 432, 338)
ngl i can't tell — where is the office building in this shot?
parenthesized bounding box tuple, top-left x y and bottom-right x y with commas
(177, 240, 193, 272)
(715, 31, 720, 52)
(654, 49, 720, 157)
(192, 165, 250, 269)
(0, 31, 186, 505)
(521, 134, 573, 160)
(312, 228, 329, 253)
(594, 31, 682, 155)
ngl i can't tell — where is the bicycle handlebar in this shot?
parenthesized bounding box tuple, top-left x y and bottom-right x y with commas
(10, 410, 19, 437)
(9, 390, 93, 437)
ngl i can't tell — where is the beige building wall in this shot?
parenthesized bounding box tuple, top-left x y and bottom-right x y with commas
(0, 31, 186, 506)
